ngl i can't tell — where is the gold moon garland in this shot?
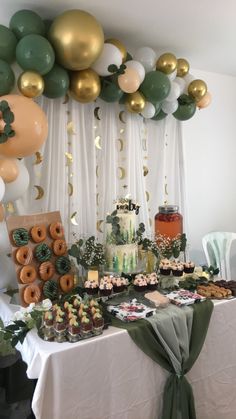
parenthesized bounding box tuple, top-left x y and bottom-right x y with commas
(34, 185, 44, 200)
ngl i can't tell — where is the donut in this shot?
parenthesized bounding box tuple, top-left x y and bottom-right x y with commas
(59, 274, 74, 293)
(31, 225, 47, 243)
(49, 222, 64, 240)
(23, 284, 42, 305)
(39, 261, 55, 281)
(19, 265, 37, 284)
(52, 239, 67, 256)
(35, 243, 52, 262)
(55, 256, 71, 274)
(12, 228, 29, 247)
(15, 246, 33, 265)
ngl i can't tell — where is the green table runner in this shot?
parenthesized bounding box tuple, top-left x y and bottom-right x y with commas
(108, 299, 214, 419)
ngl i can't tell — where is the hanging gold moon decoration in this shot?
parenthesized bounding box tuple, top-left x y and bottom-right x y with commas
(119, 111, 126, 124)
(143, 166, 149, 176)
(165, 184, 168, 195)
(6, 202, 15, 214)
(117, 167, 126, 179)
(142, 139, 147, 151)
(95, 135, 102, 149)
(117, 138, 124, 152)
(34, 185, 44, 200)
(145, 191, 150, 202)
(94, 107, 101, 120)
(96, 165, 99, 178)
(96, 193, 99, 206)
(96, 219, 104, 233)
(65, 152, 73, 164)
(68, 182, 73, 196)
(33, 151, 43, 165)
(70, 211, 79, 226)
(67, 121, 76, 135)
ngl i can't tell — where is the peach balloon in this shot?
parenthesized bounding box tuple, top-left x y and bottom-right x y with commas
(0, 95, 48, 158)
(197, 91, 212, 109)
(0, 158, 19, 183)
(118, 67, 141, 93)
(0, 203, 4, 222)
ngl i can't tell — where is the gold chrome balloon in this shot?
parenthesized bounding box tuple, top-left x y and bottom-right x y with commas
(125, 91, 145, 113)
(48, 9, 104, 70)
(188, 79, 207, 102)
(17, 71, 44, 98)
(70, 69, 101, 103)
(105, 38, 127, 62)
(177, 58, 190, 77)
(156, 53, 177, 75)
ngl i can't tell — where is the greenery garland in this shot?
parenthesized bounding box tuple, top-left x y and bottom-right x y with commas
(0, 100, 15, 144)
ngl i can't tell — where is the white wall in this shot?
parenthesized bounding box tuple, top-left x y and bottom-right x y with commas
(182, 69, 236, 267)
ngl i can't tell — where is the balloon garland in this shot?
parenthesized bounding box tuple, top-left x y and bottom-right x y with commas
(0, 8, 211, 123)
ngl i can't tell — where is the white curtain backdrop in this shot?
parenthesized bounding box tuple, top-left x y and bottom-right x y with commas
(13, 97, 187, 243)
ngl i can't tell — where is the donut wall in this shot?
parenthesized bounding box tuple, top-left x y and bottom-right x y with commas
(6, 211, 74, 307)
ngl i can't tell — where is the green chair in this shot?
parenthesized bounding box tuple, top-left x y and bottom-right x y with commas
(202, 231, 236, 280)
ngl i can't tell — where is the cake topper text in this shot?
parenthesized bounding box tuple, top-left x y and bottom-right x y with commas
(114, 198, 140, 215)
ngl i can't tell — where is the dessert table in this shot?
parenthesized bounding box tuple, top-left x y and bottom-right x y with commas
(1, 294, 236, 419)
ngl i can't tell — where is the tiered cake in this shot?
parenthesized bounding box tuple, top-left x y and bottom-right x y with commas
(105, 198, 139, 273)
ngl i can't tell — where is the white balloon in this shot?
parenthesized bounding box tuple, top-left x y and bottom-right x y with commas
(125, 60, 145, 83)
(0, 221, 11, 254)
(167, 69, 177, 81)
(183, 73, 195, 94)
(133, 47, 157, 73)
(2, 161, 29, 203)
(174, 77, 186, 95)
(166, 82, 181, 102)
(0, 253, 17, 290)
(0, 176, 5, 201)
(91, 43, 122, 77)
(161, 100, 178, 114)
(141, 101, 156, 119)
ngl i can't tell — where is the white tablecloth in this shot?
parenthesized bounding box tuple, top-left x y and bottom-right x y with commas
(1, 296, 236, 419)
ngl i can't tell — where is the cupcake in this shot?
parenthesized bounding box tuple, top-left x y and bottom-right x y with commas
(146, 272, 158, 290)
(99, 279, 113, 296)
(112, 276, 128, 293)
(84, 279, 99, 295)
(171, 262, 184, 277)
(133, 274, 147, 292)
(159, 259, 171, 276)
(184, 261, 195, 274)
(54, 315, 67, 332)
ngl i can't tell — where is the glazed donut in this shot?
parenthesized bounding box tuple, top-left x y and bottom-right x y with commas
(19, 265, 37, 284)
(35, 243, 52, 262)
(59, 274, 74, 293)
(23, 284, 42, 305)
(31, 225, 47, 243)
(12, 228, 29, 247)
(39, 261, 55, 281)
(55, 256, 71, 274)
(15, 246, 33, 265)
(49, 222, 64, 240)
(52, 239, 67, 256)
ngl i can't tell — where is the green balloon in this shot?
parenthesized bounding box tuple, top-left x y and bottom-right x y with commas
(43, 64, 69, 98)
(44, 20, 52, 37)
(9, 9, 45, 39)
(118, 93, 128, 105)
(16, 34, 55, 75)
(140, 71, 171, 103)
(100, 78, 124, 103)
(151, 109, 167, 121)
(173, 94, 196, 121)
(0, 25, 17, 64)
(0, 59, 15, 95)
